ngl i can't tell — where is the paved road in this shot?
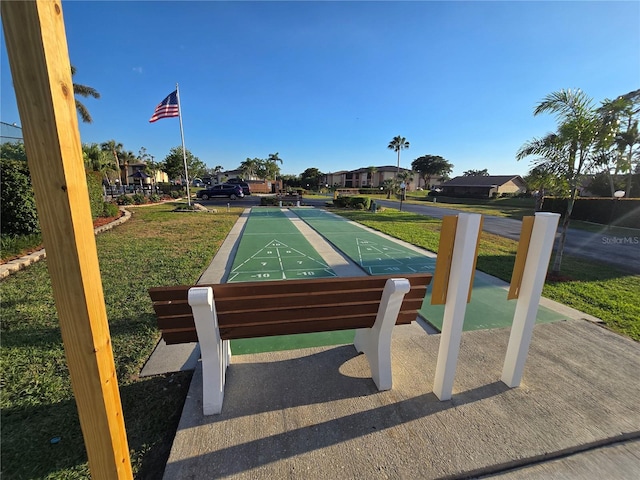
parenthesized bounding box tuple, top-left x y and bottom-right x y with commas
(196, 195, 640, 274)
(374, 199, 640, 275)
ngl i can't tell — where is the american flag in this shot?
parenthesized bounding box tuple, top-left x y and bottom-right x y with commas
(149, 90, 179, 122)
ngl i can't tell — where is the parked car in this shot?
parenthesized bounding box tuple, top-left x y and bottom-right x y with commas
(226, 179, 251, 196)
(196, 184, 244, 200)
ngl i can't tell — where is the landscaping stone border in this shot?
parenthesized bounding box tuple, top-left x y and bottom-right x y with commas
(0, 207, 132, 280)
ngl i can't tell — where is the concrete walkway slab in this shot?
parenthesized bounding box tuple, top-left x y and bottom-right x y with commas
(163, 319, 640, 479)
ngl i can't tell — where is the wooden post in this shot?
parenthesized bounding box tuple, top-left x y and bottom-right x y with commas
(1, 1, 133, 478)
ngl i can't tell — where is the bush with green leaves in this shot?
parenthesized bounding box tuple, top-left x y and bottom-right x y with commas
(149, 193, 161, 203)
(102, 202, 120, 218)
(117, 194, 133, 205)
(0, 157, 40, 236)
(86, 171, 104, 218)
(170, 190, 182, 199)
(131, 193, 147, 205)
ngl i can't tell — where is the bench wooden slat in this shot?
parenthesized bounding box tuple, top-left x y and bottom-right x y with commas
(150, 273, 431, 344)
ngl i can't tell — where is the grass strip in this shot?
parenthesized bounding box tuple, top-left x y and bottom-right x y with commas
(0, 203, 243, 479)
(333, 208, 640, 341)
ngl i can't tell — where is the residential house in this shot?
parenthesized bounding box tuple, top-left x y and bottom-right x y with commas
(439, 175, 526, 198)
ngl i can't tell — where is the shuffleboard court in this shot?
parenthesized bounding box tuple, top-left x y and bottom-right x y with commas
(226, 208, 352, 354)
(227, 208, 336, 283)
(291, 207, 567, 332)
(291, 208, 434, 275)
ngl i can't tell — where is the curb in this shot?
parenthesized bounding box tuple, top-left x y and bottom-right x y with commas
(0, 207, 132, 280)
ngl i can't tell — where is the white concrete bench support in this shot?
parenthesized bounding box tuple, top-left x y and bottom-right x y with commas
(188, 287, 231, 415)
(188, 278, 412, 415)
(353, 278, 411, 390)
(501, 212, 560, 388)
(433, 213, 483, 401)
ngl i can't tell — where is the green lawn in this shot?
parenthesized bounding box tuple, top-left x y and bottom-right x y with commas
(0, 203, 243, 479)
(1, 202, 637, 479)
(334, 208, 640, 341)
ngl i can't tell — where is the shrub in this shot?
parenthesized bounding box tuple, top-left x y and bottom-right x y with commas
(102, 202, 120, 218)
(149, 193, 161, 203)
(332, 195, 371, 210)
(117, 194, 133, 205)
(131, 193, 147, 205)
(86, 171, 104, 219)
(350, 196, 371, 210)
(170, 190, 181, 199)
(0, 157, 40, 236)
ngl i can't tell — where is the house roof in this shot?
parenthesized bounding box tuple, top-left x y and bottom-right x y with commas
(441, 175, 524, 188)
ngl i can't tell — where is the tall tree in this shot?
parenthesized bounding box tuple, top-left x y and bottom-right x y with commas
(367, 166, 378, 186)
(517, 89, 601, 275)
(264, 152, 283, 180)
(300, 167, 323, 190)
(598, 89, 640, 197)
(161, 146, 206, 183)
(239, 157, 260, 179)
(462, 168, 490, 176)
(100, 140, 124, 183)
(411, 155, 453, 189)
(71, 65, 100, 123)
(387, 135, 410, 178)
(82, 143, 114, 181)
(397, 170, 414, 200)
(524, 165, 568, 211)
(119, 150, 137, 186)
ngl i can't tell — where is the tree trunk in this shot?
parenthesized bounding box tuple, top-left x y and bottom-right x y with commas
(550, 190, 576, 275)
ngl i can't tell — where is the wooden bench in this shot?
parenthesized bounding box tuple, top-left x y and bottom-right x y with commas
(149, 273, 432, 414)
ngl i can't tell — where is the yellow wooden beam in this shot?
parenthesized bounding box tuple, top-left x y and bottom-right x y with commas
(508, 216, 535, 300)
(1, 1, 133, 478)
(431, 215, 457, 305)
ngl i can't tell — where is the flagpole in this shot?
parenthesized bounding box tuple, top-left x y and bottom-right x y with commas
(175, 83, 191, 206)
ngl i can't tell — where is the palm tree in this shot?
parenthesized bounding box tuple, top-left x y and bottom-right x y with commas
(599, 89, 640, 197)
(388, 136, 410, 178)
(517, 89, 601, 275)
(239, 157, 259, 179)
(71, 66, 100, 123)
(367, 166, 378, 187)
(382, 178, 396, 199)
(100, 140, 124, 183)
(265, 152, 283, 180)
(397, 170, 414, 200)
(119, 150, 137, 187)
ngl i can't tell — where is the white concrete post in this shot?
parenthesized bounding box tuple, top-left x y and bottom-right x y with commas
(189, 286, 229, 415)
(501, 212, 560, 387)
(433, 213, 482, 401)
(353, 278, 410, 390)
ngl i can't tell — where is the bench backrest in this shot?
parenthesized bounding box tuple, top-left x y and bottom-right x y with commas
(149, 274, 431, 344)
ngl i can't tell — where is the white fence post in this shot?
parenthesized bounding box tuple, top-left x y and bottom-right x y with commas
(433, 213, 482, 401)
(501, 212, 560, 387)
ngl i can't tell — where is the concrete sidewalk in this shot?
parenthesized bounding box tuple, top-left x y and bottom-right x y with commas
(163, 319, 640, 479)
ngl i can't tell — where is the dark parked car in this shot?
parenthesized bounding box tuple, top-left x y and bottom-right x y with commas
(226, 179, 251, 196)
(196, 184, 244, 200)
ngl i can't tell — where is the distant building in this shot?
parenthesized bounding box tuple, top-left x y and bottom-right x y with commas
(439, 175, 526, 198)
(323, 166, 419, 190)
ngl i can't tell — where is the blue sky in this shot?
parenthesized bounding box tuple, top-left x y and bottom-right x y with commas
(1, 1, 639, 178)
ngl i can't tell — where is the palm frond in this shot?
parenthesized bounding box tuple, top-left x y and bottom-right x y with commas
(75, 100, 93, 123)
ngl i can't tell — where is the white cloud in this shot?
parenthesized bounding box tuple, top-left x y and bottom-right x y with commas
(132, 67, 143, 74)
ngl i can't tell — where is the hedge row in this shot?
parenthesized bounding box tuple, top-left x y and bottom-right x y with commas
(541, 197, 640, 229)
(333, 195, 372, 210)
